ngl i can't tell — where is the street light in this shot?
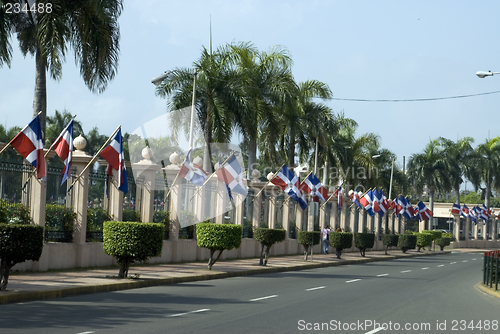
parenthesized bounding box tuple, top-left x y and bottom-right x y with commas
(151, 70, 198, 159)
(476, 70, 500, 78)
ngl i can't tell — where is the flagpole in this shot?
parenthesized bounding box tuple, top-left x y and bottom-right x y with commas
(251, 163, 285, 203)
(68, 125, 121, 193)
(0, 111, 43, 157)
(188, 152, 235, 200)
(347, 187, 372, 210)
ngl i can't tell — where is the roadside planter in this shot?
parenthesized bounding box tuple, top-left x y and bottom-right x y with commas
(253, 228, 286, 265)
(354, 232, 375, 257)
(298, 231, 320, 261)
(330, 232, 353, 259)
(196, 223, 242, 270)
(103, 221, 164, 278)
(382, 234, 399, 255)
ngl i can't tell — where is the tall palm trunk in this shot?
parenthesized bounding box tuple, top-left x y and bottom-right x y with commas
(428, 189, 434, 230)
(247, 139, 257, 178)
(33, 46, 47, 141)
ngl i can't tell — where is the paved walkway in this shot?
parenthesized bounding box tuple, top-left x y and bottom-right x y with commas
(0, 248, 490, 305)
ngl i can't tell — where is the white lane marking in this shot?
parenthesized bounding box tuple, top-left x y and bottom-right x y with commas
(472, 258, 477, 261)
(463, 260, 468, 263)
(346, 279, 361, 283)
(450, 262, 457, 264)
(376, 274, 389, 277)
(306, 286, 326, 291)
(422, 267, 430, 270)
(77, 332, 95, 334)
(168, 309, 210, 317)
(249, 295, 278, 302)
(365, 327, 384, 334)
(437, 265, 444, 267)
(401, 270, 411, 273)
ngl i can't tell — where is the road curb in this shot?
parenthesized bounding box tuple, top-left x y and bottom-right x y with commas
(0, 251, 450, 305)
(476, 282, 500, 299)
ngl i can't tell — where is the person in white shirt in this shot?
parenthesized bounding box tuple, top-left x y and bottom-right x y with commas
(321, 225, 331, 255)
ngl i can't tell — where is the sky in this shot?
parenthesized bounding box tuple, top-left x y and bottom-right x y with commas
(1, 0, 500, 173)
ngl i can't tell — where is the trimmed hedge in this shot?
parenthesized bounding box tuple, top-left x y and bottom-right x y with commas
(254, 228, 286, 265)
(0, 224, 44, 290)
(298, 231, 321, 260)
(435, 236, 452, 251)
(0, 200, 31, 224)
(422, 230, 443, 241)
(197, 223, 242, 270)
(415, 232, 433, 251)
(382, 234, 399, 255)
(330, 232, 353, 259)
(354, 233, 375, 257)
(103, 221, 164, 278)
(398, 234, 417, 253)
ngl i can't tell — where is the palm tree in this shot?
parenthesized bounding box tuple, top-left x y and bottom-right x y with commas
(45, 109, 83, 148)
(468, 137, 500, 211)
(407, 139, 453, 226)
(439, 137, 475, 205)
(155, 45, 241, 171)
(266, 80, 332, 167)
(230, 43, 295, 175)
(0, 0, 123, 138)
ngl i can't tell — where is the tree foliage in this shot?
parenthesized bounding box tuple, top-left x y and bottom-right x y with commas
(196, 223, 242, 270)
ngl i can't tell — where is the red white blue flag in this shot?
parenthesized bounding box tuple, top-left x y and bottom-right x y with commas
(50, 119, 74, 185)
(216, 155, 247, 196)
(300, 172, 328, 202)
(349, 190, 363, 209)
(332, 184, 343, 207)
(451, 203, 461, 215)
(100, 128, 128, 193)
(416, 201, 433, 221)
(178, 150, 207, 187)
(460, 204, 469, 218)
(10, 114, 45, 179)
(359, 189, 375, 217)
(271, 165, 307, 210)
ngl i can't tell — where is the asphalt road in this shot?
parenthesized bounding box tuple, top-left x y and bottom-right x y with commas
(0, 252, 498, 334)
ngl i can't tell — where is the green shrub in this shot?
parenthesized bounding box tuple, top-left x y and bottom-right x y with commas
(354, 233, 375, 257)
(398, 234, 417, 253)
(103, 221, 164, 278)
(382, 234, 399, 254)
(0, 200, 31, 224)
(196, 223, 242, 270)
(0, 224, 44, 290)
(45, 204, 76, 231)
(422, 230, 442, 241)
(330, 232, 353, 259)
(297, 231, 320, 260)
(242, 219, 253, 238)
(153, 211, 170, 239)
(435, 237, 452, 251)
(253, 228, 286, 265)
(87, 207, 111, 232)
(122, 209, 141, 222)
(415, 232, 433, 251)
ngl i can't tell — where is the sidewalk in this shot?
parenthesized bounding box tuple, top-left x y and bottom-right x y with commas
(0, 248, 485, 305)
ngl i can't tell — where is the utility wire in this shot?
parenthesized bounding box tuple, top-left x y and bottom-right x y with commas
(328, 90, 500, 102)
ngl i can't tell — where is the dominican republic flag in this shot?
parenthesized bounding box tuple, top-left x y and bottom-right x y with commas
(300, 172, 328, 202)
(389, 199, 396, 210)
(332, 184, 343, 207)
(10, 114, 45, 179)
(416, 201, 433, 221)
(359, 189, 375, 217)
(470, 206, 478, 224)
(395, 196, 405, 216)
(480, 204, 490, 221)
(451, 203, 461, 215)
(178, 150, 207, 187)
(50, 119, 74, 185)
(100, 128, 128, 193)
(460, 204, 469, 218)
(406, 196, 416, 218)
(373, 189, 388, 217)
(349, 190, 363, 209)
(216, 155, 247, 196)
(271, 165, 308, 210)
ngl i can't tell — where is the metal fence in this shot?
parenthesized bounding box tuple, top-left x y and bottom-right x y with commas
(483, 250, 500, 290)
